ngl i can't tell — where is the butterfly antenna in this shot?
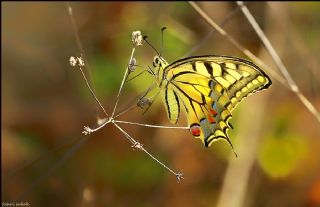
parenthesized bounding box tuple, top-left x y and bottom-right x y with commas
(143, 36, 161, 56)
(160, 27, 167, 57)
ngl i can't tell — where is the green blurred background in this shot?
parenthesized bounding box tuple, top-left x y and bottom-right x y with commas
(2, 2, 320, 207)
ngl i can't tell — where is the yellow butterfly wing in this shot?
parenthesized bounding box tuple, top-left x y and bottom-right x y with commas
(160, 55, 272, 147)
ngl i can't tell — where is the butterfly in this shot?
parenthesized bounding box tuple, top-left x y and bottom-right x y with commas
(151, 54, 272, 150)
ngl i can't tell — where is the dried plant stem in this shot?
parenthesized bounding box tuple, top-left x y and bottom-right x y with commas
(113, 123, 183, 181)
(189, 1, 320, 124)
(66, 2, 108, 118)
(115, 120, 189, 130)
(183, 2, 247, 58)
(236, 1, 320, 123)
(272, 2, 320, 79)
(78, 66, 109, 118)
(188, 1, 286, 86)
(111, 47, 136, 118)
(12, 5, 192, 201)
(237, 2, 294, 86)
(82, 119, 112, 135)
(73, 27, 184, 180)
(81, 117, 185, 182)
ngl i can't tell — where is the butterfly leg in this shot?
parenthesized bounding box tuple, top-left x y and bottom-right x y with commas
(136, 83, 161, 115)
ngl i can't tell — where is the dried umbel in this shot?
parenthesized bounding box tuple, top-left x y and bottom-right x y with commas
(128, 58, 137, 72)
(69, 56, 85, 67)
(132, 31, 143, 46)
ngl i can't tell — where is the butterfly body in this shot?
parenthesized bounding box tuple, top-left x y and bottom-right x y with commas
(152, 55, 272, 148)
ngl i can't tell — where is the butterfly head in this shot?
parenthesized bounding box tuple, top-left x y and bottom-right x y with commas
(152, 55, 168, 69)
(152, 55, 169, 84)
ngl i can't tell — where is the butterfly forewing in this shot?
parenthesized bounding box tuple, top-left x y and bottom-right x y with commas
(158, 55, 271, 147)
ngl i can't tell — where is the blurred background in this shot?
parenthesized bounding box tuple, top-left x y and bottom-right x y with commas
(2, 2, 320, 207)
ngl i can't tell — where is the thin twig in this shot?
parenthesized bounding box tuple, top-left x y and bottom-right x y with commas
(66, 2, 108, 118)
(115, 120, 189, 130)
(113, 123, 184, 182)
(82, 119, 112, 135)
(188, 1, 286, 87)
(236, 1, 320, 124)
(70, 25, 183, 179)
(111, 47, 136, 117)
(183, 1, 247, 58)
(78, 66, 109, 117)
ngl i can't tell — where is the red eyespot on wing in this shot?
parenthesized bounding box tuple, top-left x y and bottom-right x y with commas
(190, 124, 201, 137)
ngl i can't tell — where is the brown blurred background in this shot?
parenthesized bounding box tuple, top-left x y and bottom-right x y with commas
(2, 2, 320, 207)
